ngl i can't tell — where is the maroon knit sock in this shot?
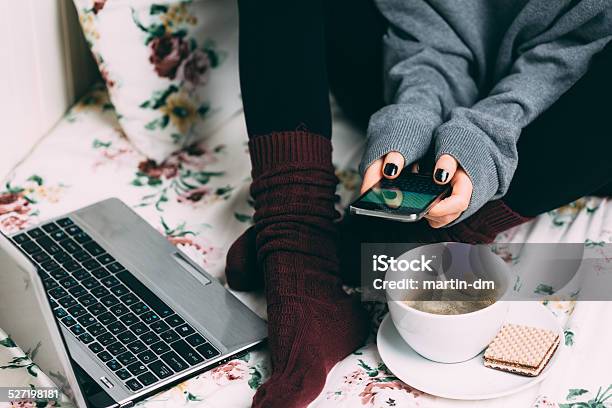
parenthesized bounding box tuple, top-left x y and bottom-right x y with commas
(225, 226, 262, 291)
(246, 132, 369, 408)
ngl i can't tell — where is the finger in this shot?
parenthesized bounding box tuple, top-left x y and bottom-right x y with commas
(427, 213, 462, 228)
(382, 151, 405, 179)
(360, 159, 384, 194)
(411, 162, 419, 173)
(427, 172, 472, 217)
(433, 154, 457, 185)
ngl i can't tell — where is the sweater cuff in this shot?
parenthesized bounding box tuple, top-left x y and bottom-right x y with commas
(435, 123, 499, 223)
(359, 105, 440, 176)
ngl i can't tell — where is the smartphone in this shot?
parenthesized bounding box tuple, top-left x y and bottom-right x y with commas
(349, 172, 451, 222)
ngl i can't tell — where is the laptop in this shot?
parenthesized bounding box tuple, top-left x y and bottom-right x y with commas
(0, 197, 267, 407)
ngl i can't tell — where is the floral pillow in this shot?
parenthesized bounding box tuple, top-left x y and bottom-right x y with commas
(73, 0, 242, 163)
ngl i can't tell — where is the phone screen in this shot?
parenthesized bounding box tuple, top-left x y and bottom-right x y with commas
(351, 173, 449, 215)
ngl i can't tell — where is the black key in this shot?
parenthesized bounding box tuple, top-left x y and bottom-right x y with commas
(110, 285, 129, 297)
(150, 321, 170, 334)
(150, 341, 170, 355)
(43, 279, 58, 290)
(116, 368, 131, 381)
(149, 360, 173, 379)
(56, 218, 74, 227)
(127, 340, 147, 354)
(22, 240, 42, 255)
(62, 316, 77, 327)
(67, 304, 86, 317)
(97, 253, 115, 265)
(59, 277, 78, 289)
(69, 285, 88, 298)
(130, 302, 150, 315)
(185, 334, 206, 348)
(107, 262, 124, 274)
(73, 250, 91, 263)
(12, 233, 30, 244)
(160, 330, 180, 344)
(78, 293, 96, 307)
(101, 276, 120, 288)
(72, 269, 91, 281)
(54, 308, 68, 319)
(27, 228, 45, 239)
(42, 223, 60, 233)
(98, 312, 115, 326)
(54, 251, 73, 265)
(175, 324, 195, 337)
(49, 299, 58, 309)
(131, 323, 148, 336)
(127, 362, 147, 376)
(59, 297, 77, 309)
(117, 271, 174, 318)
(88, 342, 104, 354)
(137, 350, 157, 364)
(117, 331, 137, 345)
(89, 323, 106, 336)
(141, 332, 159, 346)
(120, 294, 138, 306)
(98, 351, 112, 362)
(110, 304, 129, 317)
(77, 313, 96, 327)
(120, 313, 140, 326)
(63, 261, 80, 272)
(32, 251, 51, 263)
(50, 269, 68, 280)
(101, 294, 119, 307)
(137, 372, 157, 387)
(49, 287, 68, 299)
(106, 359, 121, 371)
(171, 340, 204, 365)
(91, 286, 110, 298)
(108, 342, 127, 356)
(83, 259, 101, 271)
(83, 241, 105, 256)
(117, 352, 137, 366)
(196, 343, 220, 360)
(160, 351, 188, 373)
(50, 230, 68, 242)
(41, 260, 60, 271)
(73, 231, 91, 244)
(65, 225, 82, 235)
(98, 333, 116, 347)
(140, 311, 160, 324)
(70, 324, 86, 336)
(37, 237, 62, 255)
(60, 238, 80, 254)
(108, 321, 127, 336)
(125, 378, 143, 392)
(79, 333, 94, 344)
(87, 303, 106, 316)
(91, 268, 109, 279)
(82, 277, 100, 290)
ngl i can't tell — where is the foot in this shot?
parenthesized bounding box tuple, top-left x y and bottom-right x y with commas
(225, 226, 262, 291)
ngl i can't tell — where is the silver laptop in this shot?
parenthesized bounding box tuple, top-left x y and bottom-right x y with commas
(0, 197, 266, 407)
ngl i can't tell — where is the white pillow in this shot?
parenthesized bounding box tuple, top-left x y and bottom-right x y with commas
(73, 0, 242, 163)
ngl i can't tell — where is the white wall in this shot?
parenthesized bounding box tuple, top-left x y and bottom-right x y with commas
(0, 0, 99, 180)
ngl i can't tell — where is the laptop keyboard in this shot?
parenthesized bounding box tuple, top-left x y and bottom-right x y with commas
(11, 217, 220, 392)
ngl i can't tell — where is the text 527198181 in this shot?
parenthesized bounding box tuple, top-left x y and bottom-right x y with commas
(1, 387, 60, 402)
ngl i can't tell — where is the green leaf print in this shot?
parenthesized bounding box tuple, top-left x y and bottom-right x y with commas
(567, 389, 589, 400)
(535, 284, 555, 295)
(27, 175, 43, 186)
(92, 139, 112, 149)
(0, 337, 17, 348)
(185, 391, 202, 402)
(234, 213, 252, 223)
(149, 4, 169, 14)
(559, 385, 612, 408)
(248, 366, 263, 390)
(564, 330, 575, 346)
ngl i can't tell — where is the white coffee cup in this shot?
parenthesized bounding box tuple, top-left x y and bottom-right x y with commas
(386, 243, 511, 363)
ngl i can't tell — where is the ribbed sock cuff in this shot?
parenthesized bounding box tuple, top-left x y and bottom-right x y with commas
(249, 132, 333, 177)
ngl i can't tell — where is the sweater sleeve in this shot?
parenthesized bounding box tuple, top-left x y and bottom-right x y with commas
(359, 0, 479, 175)
(435, 8, 612, 222)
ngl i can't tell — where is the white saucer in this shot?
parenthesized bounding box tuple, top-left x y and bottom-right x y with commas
(377, 302, 564, 400)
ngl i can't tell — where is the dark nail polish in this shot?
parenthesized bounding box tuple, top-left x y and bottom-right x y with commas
(435, 168, 449, 183)
(384, 163, 399, 177)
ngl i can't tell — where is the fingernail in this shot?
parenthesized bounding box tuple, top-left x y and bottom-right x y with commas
(434, 168, 449, 183)
(383, 163, 398, 177)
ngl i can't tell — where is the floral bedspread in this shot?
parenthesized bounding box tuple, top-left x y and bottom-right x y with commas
(1, 86, 611, 408)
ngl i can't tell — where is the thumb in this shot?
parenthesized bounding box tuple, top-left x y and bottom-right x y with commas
(382, 151, 405, 179)
(433, 154, 457, 185)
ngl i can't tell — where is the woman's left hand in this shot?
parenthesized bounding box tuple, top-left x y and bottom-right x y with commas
(425, 154, 473, 228)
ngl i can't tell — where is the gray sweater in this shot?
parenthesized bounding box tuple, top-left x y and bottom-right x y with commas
(362, 0, 612, 222)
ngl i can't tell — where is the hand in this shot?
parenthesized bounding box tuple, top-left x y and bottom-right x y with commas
(360, 152, 472, 228)
(425, 154, 472, 228)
